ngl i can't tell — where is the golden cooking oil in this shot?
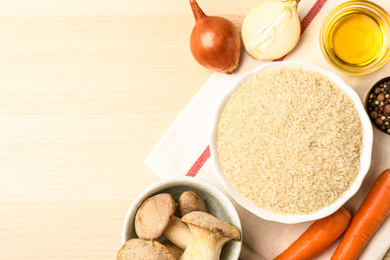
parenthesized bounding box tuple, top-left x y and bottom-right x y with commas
(325, 10, 386, 67)
(320, 1, 390, 74)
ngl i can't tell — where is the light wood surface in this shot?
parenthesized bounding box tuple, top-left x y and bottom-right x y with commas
(0, 0, 389, 259)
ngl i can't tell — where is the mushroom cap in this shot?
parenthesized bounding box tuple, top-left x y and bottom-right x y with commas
(117, 238, 175, 260)
(181, 211, 241, 241)
(135, 193, 176, 240)
(178, 191, 208, 217)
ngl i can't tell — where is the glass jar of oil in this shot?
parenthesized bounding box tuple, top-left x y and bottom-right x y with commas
(320, 1, 390, 74)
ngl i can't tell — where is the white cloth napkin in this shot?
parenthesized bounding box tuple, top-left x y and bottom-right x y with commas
(145, 0, 390, 259)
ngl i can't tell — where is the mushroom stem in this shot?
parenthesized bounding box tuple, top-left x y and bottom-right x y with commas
(180, 225, 232, 260)
(161, 240, 185, 260)
(179, 212, 241, 260)
(164, 216, 191, 250)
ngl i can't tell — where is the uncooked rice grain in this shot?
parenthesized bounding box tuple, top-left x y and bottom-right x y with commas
(218, 67, 363, 215)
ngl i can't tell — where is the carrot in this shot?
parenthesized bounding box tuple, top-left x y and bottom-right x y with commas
(331, 169, 390, 260)
(274, 207, 351, 260)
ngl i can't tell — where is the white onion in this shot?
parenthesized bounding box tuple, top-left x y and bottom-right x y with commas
(242, 0, 301, 60)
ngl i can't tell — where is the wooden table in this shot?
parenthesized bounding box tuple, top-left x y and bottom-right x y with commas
(0, 0, 389, 259)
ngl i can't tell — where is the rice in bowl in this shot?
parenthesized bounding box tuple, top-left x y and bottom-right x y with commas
(217, 67, 363, 215)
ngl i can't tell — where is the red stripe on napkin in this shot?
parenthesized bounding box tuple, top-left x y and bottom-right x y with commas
(186, 146, 211, 177)
(300, 0, 327, 35)
(186, 0, 328, 177)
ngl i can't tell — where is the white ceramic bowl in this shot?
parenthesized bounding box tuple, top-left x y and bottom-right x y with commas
(121, 176, 242, 259)
(210, 60, 373, 224)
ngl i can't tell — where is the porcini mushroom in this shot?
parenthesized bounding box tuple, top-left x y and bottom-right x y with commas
(180, 211, 241, 260)
(178, 191, 208, 217)
(117, 238, 175, 260)
(135, 193, 191, 249)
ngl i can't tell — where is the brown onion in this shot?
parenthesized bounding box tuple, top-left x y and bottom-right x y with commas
(189, 0, 241, 74)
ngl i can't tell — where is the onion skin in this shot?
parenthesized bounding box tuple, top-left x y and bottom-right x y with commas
(189, 0, 241, 74)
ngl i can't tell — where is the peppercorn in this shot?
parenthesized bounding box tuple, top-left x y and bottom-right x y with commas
(375, 118, 383, 126)
(378, 93, 385, 101)
(385, 105, 390, 114)
(375, 87, 382, 94)
(370, 111, 378, 119)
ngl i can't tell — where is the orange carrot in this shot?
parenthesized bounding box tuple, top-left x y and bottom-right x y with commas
(274, 207, 351, 260)
(331, 169, 390, 260)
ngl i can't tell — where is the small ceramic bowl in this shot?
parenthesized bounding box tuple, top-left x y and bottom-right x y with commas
(365, 76, 390, 135)
(320, 0, 390, 75)
(210, 60, 373, 224)
(121, 176, 242, 260)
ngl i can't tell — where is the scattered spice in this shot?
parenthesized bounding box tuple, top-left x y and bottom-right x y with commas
(367, 77, 390, 134)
